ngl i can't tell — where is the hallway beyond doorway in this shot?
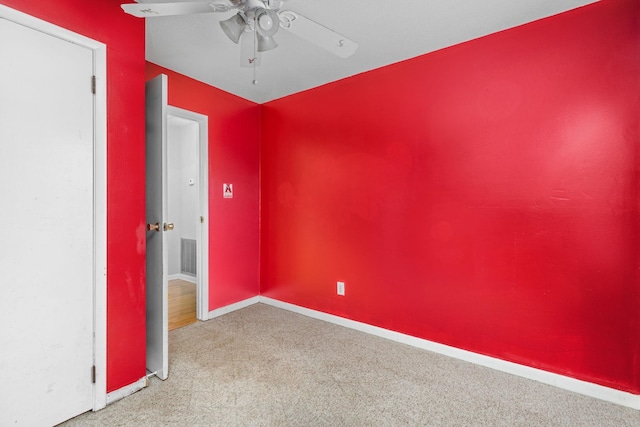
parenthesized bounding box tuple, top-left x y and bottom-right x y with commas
(168, 279, 197, 331)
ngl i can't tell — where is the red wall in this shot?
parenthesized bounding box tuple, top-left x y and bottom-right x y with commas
(0, 0, 147, 391)
(6, 0, 638, 397)
(261, 0, 640, 393)
(145, 63, 261, 309)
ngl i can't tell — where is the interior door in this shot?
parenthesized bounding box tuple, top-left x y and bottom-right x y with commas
(0, 15, 95, 426)
(146, 74, 169, 380)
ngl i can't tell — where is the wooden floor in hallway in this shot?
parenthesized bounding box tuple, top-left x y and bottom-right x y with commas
(168, 279, 197, 331)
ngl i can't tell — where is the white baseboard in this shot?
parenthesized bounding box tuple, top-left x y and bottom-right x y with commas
(105, 376, 147, 406)
(208, 296, 260, 320)
(168, 273, 196, 284)
(258, 296, 640, 410)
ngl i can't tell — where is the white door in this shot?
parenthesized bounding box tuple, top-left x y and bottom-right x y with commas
(146, 75, 169, 380)
(0, 15, 95, 427)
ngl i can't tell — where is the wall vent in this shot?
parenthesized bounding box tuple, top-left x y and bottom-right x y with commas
(180, 238, 197, 276)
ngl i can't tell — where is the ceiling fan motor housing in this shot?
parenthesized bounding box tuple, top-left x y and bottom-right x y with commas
(243, 0, 269, 13)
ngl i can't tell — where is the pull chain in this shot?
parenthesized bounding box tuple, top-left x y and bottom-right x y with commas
(252, 26, 258, 85)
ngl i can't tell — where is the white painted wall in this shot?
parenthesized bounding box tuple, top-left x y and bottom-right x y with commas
(167, 115, 199, 276)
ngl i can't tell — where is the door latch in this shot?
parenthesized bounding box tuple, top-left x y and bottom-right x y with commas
(147, 223, 160, 232)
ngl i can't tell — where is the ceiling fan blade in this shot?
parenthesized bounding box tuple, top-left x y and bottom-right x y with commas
(240, 31, 261, 68)
(277, 11, 358, 59)
(121, 2, 233, 18)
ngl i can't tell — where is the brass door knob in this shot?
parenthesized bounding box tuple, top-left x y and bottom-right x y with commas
(147, 223, 160, 232)
(164, 222, 174, 231)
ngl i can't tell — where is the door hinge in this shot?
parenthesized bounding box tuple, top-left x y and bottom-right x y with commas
(91, 75, 96, 95)
(200, 216, 204, 224)
(91, 365, 96, 384)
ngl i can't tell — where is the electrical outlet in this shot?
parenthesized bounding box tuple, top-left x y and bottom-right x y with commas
(337, 281, 345, 296)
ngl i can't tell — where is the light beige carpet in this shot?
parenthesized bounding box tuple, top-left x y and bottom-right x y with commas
(62, 303, 640, 426)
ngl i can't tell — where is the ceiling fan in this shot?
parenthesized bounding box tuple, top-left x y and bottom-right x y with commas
(121, 0, 358, 68)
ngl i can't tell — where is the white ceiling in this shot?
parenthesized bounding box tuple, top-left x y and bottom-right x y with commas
(141, 0, 598, 104)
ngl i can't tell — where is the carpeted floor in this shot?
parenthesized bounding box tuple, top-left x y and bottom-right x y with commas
(61, 303, 640, 426)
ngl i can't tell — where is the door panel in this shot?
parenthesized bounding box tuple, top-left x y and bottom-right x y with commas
(146, 75, 169, 380)
(0, 16, 94, 426)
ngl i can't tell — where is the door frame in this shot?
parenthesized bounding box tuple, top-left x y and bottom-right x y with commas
(0, 5, 107, 411)
(167, 106, 209, 320)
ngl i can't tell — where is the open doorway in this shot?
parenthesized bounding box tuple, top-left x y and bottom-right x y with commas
(166, 107, 209, 330)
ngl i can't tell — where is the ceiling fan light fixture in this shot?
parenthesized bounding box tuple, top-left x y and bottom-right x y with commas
(255, 8, 279, 37)
(219, 13, 247, 44)
(256, 33, 278, 52)
(258, 13, 273, 31)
